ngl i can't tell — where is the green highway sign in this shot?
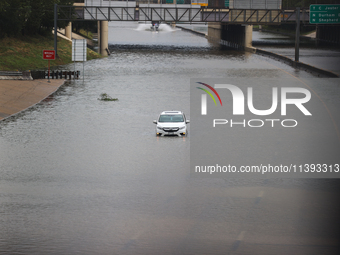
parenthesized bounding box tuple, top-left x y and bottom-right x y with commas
(310, 4, 340, 24)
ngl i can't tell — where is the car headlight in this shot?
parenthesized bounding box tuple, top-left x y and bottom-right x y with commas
(179, 126, 186, 130)
(156, 125, 163, 130)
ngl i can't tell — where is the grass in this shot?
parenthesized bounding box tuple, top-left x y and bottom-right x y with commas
(78, 29, 94, 40)
(0, 34, 102, 71)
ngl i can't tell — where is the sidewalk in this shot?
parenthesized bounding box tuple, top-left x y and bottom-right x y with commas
(0, 79, 65, 121)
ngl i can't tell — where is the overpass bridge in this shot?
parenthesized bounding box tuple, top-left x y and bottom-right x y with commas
(58, 4, 308, 24)
(55, 1, 310, 56)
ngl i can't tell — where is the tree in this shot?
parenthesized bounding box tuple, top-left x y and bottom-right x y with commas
(0, 0, 30, 37)
(0, 0, 75, 38)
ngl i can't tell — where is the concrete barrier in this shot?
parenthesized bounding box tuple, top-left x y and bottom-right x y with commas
(0, 71, 33, 80)
(254, 48, 339, 78)
(175, 25, 207, 37)
(171, 25, 338, 78)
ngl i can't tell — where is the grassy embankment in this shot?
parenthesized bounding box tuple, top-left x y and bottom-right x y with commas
(0, 34, 102, 71)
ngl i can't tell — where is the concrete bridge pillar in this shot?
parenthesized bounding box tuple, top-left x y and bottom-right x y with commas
(207, 23, 222, 43)
(244, 25, 253, 49)
(65, 22, 72, 40)
(207, 23, 253, 51)
(98, 20, 109, 56)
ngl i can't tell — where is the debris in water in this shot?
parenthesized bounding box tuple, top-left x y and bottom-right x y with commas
(98, 93, 118, 101)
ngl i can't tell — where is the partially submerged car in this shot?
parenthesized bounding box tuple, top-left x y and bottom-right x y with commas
(153, 111, 190, 136)
(150, 21, 159, 31)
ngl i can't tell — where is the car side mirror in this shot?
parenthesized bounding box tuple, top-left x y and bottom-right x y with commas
(186, 120, 190, 124)
(153, 120, 157, 124)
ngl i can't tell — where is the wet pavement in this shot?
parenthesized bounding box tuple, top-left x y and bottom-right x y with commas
(0, 80, 65, 121)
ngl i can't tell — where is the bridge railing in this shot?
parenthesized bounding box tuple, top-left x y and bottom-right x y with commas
(60, 4, 307, 23)
(84, 0, 199, 5)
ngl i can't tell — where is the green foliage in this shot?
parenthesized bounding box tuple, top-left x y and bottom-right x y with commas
(78, 29, 94, 40)
(0, 34, 102, 71)
(0, 0, 75, 38)
(98, 93, 118, 101)
(73, 21, 97, 38)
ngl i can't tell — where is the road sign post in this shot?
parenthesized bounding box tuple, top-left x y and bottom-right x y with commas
(310, 4, 340, 24)
(54, 4, 58, 57)
(43, 50, 56, 83)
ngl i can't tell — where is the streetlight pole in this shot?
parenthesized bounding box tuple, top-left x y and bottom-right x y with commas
(295, 7, 300, 62)
(54, 4, 58, 57)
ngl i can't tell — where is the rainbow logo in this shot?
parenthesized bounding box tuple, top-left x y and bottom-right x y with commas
(196, 82, 222, 106)
(196, 82, 222, 115)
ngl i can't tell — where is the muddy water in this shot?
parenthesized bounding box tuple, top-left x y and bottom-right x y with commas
(0, 22, 339, 254)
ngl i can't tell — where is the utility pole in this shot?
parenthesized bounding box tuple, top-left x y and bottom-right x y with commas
(295, 7, 300, 62)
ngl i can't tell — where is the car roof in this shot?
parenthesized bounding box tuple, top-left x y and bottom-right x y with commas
(160, 111, 183, 115)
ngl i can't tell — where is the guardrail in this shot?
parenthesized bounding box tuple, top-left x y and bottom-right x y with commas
(0, 71, 32, 80)
(0, 71, 22, 76)
(31, 70, 80, 80)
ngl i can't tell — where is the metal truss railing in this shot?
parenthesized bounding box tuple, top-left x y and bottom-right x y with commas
(280, 9, 310, 23)
(57, 5, 309, 24)
(138, 7, 202, 22)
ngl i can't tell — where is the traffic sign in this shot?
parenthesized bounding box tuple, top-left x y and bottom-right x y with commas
(43, 50, 55, 60)
(72, 39, 87, 62)
(310, 4, 340, 24)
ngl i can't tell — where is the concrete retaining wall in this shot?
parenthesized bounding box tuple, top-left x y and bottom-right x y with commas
(254, 48, 339, 78)
(176, 25, 207, 37)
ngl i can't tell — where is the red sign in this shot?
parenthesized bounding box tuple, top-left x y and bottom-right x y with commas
(43, 50, 55, 60)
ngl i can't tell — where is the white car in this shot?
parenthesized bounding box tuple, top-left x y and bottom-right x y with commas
(153, 111, 190, 136)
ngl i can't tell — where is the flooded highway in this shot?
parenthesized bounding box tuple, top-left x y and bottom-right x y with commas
(1, 22, 340, 254)
(252, 29, 340, 75)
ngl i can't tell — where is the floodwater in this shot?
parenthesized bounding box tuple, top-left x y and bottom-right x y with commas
(252, 29, 340, 75)
(0, 22, 340, 254)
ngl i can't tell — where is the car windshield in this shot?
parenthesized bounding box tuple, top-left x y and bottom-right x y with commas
(159, 114, 184, 123)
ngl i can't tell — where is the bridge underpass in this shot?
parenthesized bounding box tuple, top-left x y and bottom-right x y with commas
(55, 3, 310, 56)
